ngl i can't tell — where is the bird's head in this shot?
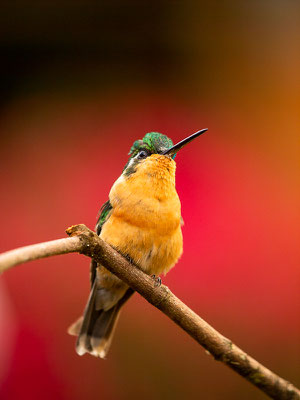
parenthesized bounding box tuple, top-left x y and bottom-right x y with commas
(123, 129, 207, 177)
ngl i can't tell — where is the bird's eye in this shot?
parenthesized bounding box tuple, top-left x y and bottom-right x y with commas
(138, 150, 149, 159)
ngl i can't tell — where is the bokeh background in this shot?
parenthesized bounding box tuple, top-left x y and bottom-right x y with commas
(0, 2, 299, 399)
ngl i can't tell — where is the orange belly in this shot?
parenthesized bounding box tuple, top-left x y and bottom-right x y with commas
(100, 154, 183, 275)
(100, 213, 183, 275)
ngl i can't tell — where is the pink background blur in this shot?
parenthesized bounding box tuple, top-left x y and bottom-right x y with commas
(0, 2, 299, 399)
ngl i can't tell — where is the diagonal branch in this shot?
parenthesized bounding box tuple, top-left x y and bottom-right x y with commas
(0, 224, 299, 400)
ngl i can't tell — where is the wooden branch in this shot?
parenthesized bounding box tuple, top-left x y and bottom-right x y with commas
(0, 224, 299, 400)
(0, 237, 81, 271)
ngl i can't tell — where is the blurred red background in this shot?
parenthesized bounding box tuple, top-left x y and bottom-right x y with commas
(0, 2, 299, 399)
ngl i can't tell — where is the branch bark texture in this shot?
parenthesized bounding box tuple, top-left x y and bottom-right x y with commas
(0, 224, 299, 400)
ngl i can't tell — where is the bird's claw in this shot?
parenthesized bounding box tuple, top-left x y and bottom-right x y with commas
(151, 274, 162, 287)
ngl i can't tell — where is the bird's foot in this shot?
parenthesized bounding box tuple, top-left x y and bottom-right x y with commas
(124, 253, 134, 264)
(151, 275, 162, 288)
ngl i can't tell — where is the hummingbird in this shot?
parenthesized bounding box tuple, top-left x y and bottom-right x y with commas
(68, 128, 208, 358)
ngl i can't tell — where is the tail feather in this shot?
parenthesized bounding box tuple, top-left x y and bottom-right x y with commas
(68, 283, 134, 359)
(68, 316, 83, 336)
(76, 280, 99, 354)
(90, 306, 121, 358)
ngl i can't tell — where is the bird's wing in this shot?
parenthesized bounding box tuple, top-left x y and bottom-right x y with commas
(90, 200, 113, 286)
(96, 200, 113, 235)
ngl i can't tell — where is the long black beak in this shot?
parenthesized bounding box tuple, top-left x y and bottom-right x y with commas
(162, 128, 208, 157)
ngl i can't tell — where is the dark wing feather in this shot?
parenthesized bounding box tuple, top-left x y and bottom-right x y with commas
(96, 200, 113, 235)
(90, 200, 113, 286)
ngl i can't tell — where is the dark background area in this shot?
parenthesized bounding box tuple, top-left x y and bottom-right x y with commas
(0, 2, 299, 400)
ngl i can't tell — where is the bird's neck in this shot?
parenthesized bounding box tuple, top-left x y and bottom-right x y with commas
(111, 155, 177, 203)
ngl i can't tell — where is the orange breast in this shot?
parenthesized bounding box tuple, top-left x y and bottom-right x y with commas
(100, 154, 183, 275)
